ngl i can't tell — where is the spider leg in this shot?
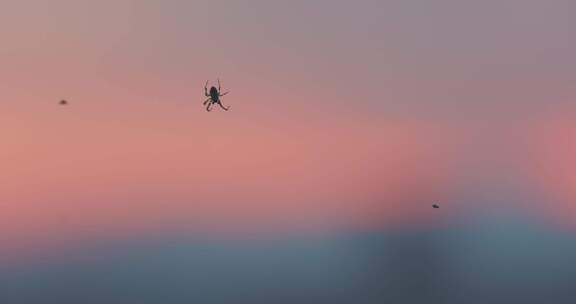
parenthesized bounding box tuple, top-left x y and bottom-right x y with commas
(203, 98, 211, 105)
(219, 91, 229, 97)
(204, 80, 210, 97)
(206, 102, 213, 112)
(217, 101, 229, 111)
(217, 78, 221, 92)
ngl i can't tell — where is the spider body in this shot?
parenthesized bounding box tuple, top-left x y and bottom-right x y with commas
(209, 86, 219, 101)
(203, 79, 229, 111)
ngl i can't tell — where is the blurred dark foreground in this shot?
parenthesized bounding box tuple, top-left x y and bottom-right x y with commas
(1, 216, 576, 304)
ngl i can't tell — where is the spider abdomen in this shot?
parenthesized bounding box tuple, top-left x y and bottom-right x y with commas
(209, 87, 219, 101)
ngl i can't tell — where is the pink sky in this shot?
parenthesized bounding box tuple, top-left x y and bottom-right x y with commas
(1, 0, 576, 260)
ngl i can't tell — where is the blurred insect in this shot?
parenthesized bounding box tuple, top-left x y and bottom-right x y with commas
(432, 204, 440, 209)
(203, 79, 230, 112)
(59, 99, 68, 105)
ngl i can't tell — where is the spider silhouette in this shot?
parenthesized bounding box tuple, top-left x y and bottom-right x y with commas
(203, 79, 230, 112)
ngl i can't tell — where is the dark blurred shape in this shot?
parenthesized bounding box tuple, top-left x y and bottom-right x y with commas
(356, 229, 453, 304)
(59, 100, 68, 105)
(433, 204, 440, 209)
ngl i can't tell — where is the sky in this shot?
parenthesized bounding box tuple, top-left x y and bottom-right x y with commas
(1, 0, 576, 302)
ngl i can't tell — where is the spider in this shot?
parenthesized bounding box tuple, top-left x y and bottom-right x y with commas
(203, 79, 230, 111)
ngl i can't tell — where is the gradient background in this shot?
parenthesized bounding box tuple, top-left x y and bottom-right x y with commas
(1, 0, 576, 303)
